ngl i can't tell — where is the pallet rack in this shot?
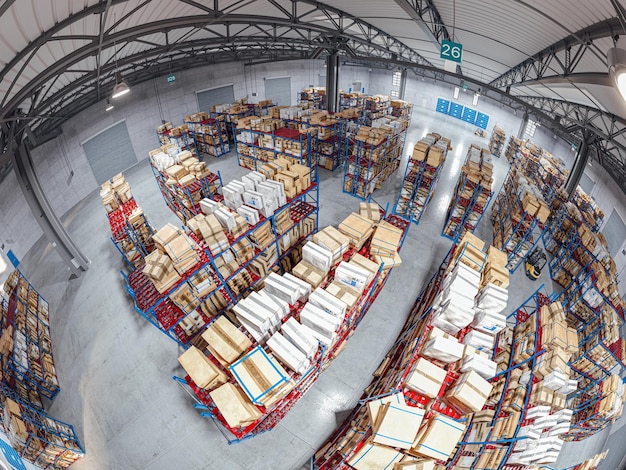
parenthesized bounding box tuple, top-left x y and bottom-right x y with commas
(393, 134, 449, 224)
(186, 118, 230, 158)
(313, 119, 345, 171)
(299, 87, 326, 109)
(504, 136, 522, 163)
(1, 270, 60, 400)
(447, 288, 560, 469)
(210, 102, 251, 142)
(360, 95, 390, 125)
(442, 145, 493, 242)
(149, 156, 223, 224)
(0, 385, 84, 469)
(156, 123, 195, 154)
(124, 171, 320, 346)
(339, 91, 364, 110)
(0, 272, 85, 468)
(343, 113, 410, 200)
(490, 163, 549, 272)
(389, 99, 413, 122)
(107, 198, 155, 269)
(313, 239, 509, 469)
(234, 123, 317, 178)
(488, 125, 506, 158)
(173, 211, 411, 443)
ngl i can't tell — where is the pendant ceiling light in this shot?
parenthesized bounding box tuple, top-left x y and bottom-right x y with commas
(608, 47, 626, 101)
(111, 39, 130, 99)
(105, 98, 114, 111)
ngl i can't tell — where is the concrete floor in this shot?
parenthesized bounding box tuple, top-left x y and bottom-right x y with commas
(8, 108, 620, 469)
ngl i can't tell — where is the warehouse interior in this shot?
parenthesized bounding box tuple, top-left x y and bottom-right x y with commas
(1, 1, 626, 469)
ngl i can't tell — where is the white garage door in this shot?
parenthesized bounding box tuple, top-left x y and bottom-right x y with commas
(197, 84, 235, 113)
(82, 121, 137, 185)
(265, 77, 291, 106)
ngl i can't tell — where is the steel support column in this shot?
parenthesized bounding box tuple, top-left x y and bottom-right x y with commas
(398, 69, 408, 100)
(565, 133, 592, 198)
(325, 53, 340, 113)
(7, 123, 90, 278)
(518, 113, 529, 139)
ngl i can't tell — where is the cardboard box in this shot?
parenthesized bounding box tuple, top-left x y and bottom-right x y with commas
(229, 346, 293, 407)
(325, 280, 360, 309)
(338, 212, 375, 249)
(202, 316, 253, 366)
(373, 402, 425, 450)
(209, 382, 262, 429)
(366, 391, 406, 423)
(313, 226, 349, 263)
(421, 327, 464, 363)
(446, 370, 493, 413)
(178, 346, 228, 389)
(370, 221, 403, 257)
(404, 357, 447, 398)
(359, 202, 381, 222)
(409, 414, 466, 461)
(347, 439, 404, 470)
(292, 260, 326, 288)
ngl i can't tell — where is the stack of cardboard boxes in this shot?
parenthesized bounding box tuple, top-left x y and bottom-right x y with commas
(443, 145, 493, 240)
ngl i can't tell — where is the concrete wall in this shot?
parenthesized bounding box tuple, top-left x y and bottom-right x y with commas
(2, 58, 626, 283)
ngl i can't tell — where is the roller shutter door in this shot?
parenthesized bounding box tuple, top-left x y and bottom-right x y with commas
(604, 209, 626, 256)
(82, 121, 136, 185)
(197, 84, 235, 113)
(265, 77, 291, 106)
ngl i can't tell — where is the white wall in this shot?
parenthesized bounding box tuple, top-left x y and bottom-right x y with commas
(2, 57, 626, 282)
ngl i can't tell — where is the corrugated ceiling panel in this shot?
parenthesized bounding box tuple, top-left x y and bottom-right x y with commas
(436, 0, 564, 64)
(535, 0, 615, 32)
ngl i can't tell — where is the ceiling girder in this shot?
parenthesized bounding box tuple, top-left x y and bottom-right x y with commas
(518, 95, 626, 185)
(490, 17, 622, 89)
(0, 2, 432, 122)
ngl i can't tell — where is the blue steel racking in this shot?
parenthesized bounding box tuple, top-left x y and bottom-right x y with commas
(186, 118, 230, 158)
(442, 146, 493, 242)
(339, 91, 364, 110)
(393, 144, 447, 224)
(0, 270, 59, 400)
(107, 198, 155, 269)
(234, 125, 317, 178)
(488, 125, 506, 158)
(124, 175, 320, 346)
(504, 136, 522, 163)
(149, 158, 223, 224)
(490, 164, 548, 273)
(173, 211, 411, 444)
(156, 126, 195, 154)
(313, 119, 346, 171)
(448, 287, 551, 469)
(313, 242, 496, 469)
(0, 384, 84, 469)
(343, 126, 407, 201)
(299, 88, 326, 109)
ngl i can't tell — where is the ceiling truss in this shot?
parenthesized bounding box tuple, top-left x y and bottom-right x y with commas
(490, 18, 622, 89)
(519, 95, 626, 186)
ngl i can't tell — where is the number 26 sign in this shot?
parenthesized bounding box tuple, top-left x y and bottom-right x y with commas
(440, 40, 463, 64)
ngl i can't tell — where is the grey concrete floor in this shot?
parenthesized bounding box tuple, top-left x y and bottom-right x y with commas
(10, 108, 617, 469)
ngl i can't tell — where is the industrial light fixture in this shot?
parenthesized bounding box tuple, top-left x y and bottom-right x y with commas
(472, 92, 480, 106)
(453, 86, 460, 99)
(112, 72, 130, 98)
(111, 39, 130, 99)
(608, 47, 626, 101)
(105, 98, 114, 111)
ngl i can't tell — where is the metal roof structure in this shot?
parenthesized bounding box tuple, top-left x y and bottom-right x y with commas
(1, 0, 626, 188)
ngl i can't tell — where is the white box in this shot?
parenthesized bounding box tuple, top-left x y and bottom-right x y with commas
(281, 317, 319, 358)
(200, 198, 220, 215)
(264, 273, 301, 305)
(309, 287, 348, 319)
(335, 261, 370, 293)
(300, 303, 340, 342)
(267, 331, 310, 375)
(237, 205, 260, 225)
(302, 241, 333, 273)
(258, 289, 290, 320)
(283, 273, 311, 303)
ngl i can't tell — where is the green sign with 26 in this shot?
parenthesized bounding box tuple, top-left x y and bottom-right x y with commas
(440, 40, 463, 64)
